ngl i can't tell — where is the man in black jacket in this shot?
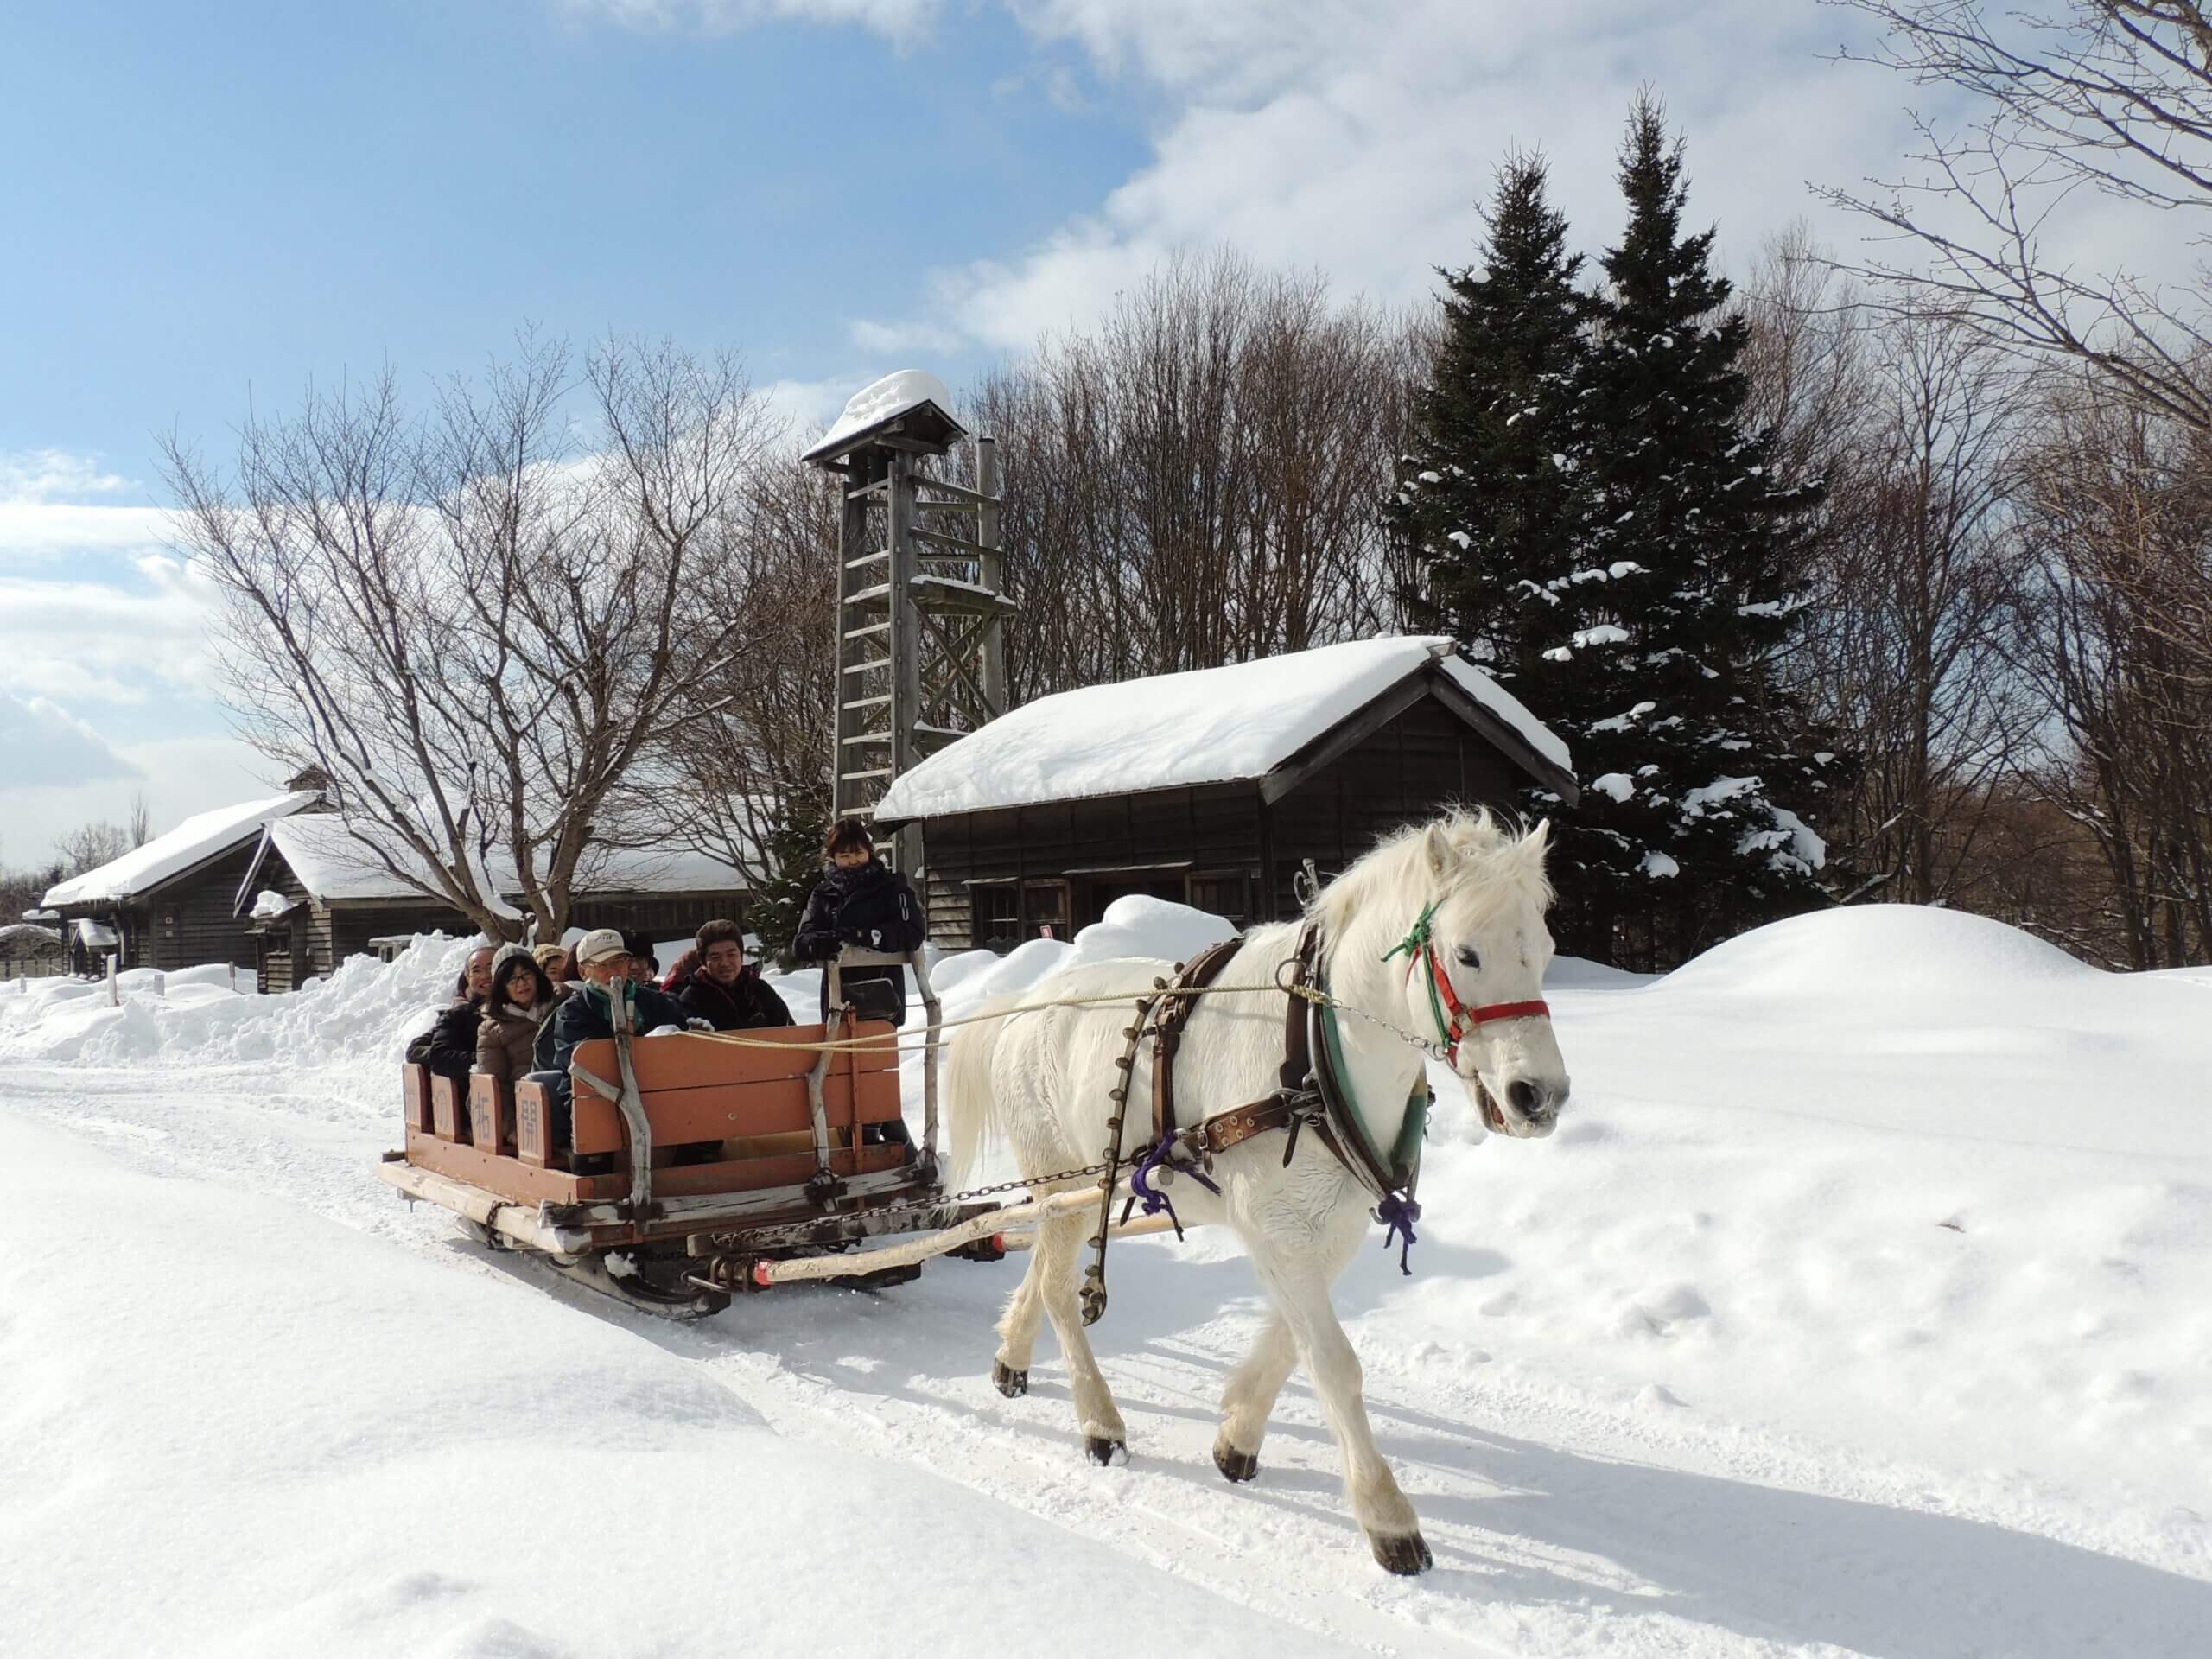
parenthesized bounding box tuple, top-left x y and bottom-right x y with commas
(675, 918, 793, 1031)
(411, 944, 496, 1082)
(792, 818, 925, 1020)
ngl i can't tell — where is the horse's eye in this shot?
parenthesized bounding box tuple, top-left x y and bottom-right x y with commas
(1454, 945, 1481, 971)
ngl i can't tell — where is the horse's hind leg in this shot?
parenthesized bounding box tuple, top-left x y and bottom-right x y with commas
(991, 1245, 1048, 1397)
(1031, 1210, 1129, 1464)
(1247, 1231, 1432, 1575)
(1213, 1314, 1294, 1482)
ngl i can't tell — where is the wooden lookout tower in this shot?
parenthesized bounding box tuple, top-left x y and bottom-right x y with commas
(803, 372, 1014, 873)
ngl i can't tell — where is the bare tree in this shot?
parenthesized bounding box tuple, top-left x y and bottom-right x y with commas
(164, 332, 779, 939)
(2013, 372, 2212, 964)
(655, 450, 842, 892)
(969, 250, 1413, 698)
(54, 818, 135, 877)
(1821, 1, 2212, 429)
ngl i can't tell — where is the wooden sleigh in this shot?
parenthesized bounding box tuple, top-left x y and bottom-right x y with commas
(377, 948, 1003, 1317)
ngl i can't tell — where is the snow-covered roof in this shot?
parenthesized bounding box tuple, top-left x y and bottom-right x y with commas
(43, 791, 323, 908)
(801, 370, 966, 464)
(248, 814, 749, 907)
(872, 636, 1574, 823)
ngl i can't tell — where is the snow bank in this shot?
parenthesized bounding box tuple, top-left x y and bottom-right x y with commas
(1666, 902, 2089, 997)
(0, 934, 475, 1067)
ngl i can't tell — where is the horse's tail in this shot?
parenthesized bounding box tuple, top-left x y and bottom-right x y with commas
(944, 994, 1016, 1185)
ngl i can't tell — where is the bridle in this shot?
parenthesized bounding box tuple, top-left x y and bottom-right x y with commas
(1382, 900, 1551, 1071)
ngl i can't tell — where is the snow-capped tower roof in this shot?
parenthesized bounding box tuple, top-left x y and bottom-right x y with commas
(801, 370, 968, 465)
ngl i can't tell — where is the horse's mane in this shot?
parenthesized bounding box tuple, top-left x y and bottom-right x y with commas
(1307, 806, 1552, 944)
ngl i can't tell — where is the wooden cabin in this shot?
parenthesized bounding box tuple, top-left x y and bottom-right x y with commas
(234, 815, 753, 991)
(41, 787, 329, 974)
(868, 636, 1579, 950)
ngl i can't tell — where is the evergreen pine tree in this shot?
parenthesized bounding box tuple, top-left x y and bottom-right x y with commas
(1535, 94, 1836, 964)
(753, 791, 830, 969)
(1388, 152, 1599, 685)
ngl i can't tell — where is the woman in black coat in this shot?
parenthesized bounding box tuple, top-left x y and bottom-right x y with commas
(792, 818, 924, 1020)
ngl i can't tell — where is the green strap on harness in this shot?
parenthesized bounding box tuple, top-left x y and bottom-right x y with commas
(1316, 978, 1428, 1193)
(1379, 899, 1457, 1058)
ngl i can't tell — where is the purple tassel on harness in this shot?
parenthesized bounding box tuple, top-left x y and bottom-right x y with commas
(1130, 1140, 1219, 1240)
(1376, 1193, 1422, 1275)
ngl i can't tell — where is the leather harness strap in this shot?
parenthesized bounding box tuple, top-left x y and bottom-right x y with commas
(1149, 937, 1245, 1150)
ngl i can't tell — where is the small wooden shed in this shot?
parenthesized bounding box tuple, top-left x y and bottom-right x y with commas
(869, 636, 1578, 950)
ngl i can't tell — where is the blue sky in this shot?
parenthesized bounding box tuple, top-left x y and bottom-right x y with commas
(2, 0, 1979, 868)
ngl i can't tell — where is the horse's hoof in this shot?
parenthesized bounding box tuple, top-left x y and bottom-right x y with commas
(1085, 1436, 1126, 1466)
(1213, 1439, 1260, 1484)
(992, 1362, 1028, 1398)
(1370, 1530, 1434, 1576)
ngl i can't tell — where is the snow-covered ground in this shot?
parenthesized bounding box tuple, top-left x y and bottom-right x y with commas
(2, 905, 2207, 1657)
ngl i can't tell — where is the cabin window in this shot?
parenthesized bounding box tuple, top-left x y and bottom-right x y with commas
(971, 884, 1020, 949)
(1186, 871, 1250, 930)
(1022, 880, 1071, 940)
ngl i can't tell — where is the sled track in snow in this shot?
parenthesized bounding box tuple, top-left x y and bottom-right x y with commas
(8, 1062, 2210, 1659)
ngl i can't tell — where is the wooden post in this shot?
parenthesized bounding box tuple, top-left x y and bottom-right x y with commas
(106, 954, 118, 1007)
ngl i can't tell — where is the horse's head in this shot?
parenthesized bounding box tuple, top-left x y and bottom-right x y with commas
(1405, 813, 1571, 1139)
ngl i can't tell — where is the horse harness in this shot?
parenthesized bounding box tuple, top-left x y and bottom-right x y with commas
(1077, 924, 1431, 1326)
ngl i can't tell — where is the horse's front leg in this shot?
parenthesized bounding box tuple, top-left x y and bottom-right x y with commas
(1032, 1211, 1130, 1463)
(1246, 1227, 1432, 1575)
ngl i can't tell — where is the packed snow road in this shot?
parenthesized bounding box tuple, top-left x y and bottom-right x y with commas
(3, 906, 2209, 1657)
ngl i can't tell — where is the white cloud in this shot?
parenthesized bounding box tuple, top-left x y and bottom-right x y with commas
(848, 316, 965, 355)
(560, 0, 942, 46)
(0, 448, 170, 568)
(0, 556, 227, 706)
(0, 690, 143, 791)
(0, 448, 133, 502)
(0, 732, 276, 871)
(761, 374, 870, 443)
(853, 3, 1935, 350)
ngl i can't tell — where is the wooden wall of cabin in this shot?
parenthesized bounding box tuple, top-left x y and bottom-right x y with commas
(143, 843, 266, 973)
(1261, 696, 1519, 917)
(568, 892, 749, 948)
(919, 785, 1263, 950)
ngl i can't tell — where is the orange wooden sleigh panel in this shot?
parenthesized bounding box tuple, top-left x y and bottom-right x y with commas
(400, 1023, 909, 1206)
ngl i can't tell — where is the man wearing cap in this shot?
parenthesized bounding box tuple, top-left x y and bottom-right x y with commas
(543, 928, 697, 1081)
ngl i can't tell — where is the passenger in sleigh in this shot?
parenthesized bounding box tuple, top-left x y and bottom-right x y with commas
(664, 918, 793, 1032)
(524, 928, 708, 1162)
(406, 943, 496, 1084)
(792, 818, 924, 1023)
(473, 944, 558, 1082)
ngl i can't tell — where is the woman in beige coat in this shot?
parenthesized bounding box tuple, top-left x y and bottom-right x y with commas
(474, 944, 557, 1082)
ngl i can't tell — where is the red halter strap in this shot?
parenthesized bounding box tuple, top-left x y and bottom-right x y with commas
(1411, 944, 1551, 1066)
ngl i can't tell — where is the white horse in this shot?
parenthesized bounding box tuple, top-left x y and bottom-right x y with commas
(945, 809, 1570, 1574)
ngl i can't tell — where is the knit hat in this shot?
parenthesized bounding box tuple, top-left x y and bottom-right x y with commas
(574, 927, 629, 964)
